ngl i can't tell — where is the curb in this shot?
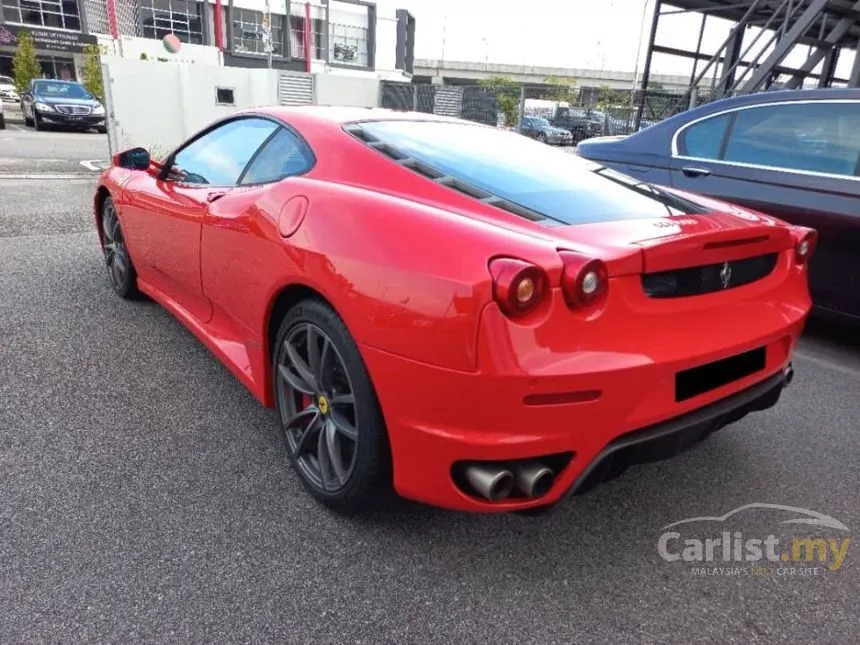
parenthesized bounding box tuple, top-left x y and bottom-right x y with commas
(0, 173, 97, 179)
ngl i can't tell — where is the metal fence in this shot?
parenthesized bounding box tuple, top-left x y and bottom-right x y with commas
(379, 83, 502, 126)
(378, 81, 719, 140)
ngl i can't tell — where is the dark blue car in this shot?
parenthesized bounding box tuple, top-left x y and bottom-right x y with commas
(576, 88, 860, 323)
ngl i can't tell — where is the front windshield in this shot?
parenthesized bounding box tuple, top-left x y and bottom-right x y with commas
(34, 81, 94, 100)
(533, 117, 551, 127)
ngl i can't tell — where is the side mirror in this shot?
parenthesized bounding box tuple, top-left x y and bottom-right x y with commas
(114, 147, 151, 171)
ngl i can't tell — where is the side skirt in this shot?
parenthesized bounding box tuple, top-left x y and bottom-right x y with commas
(136, 278, 271, 407)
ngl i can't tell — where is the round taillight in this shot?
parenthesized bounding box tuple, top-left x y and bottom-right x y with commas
(516, 277, 536, 303)
(794, 230, 817, 265)
(489, 258, 548, 317)
(559, 251, 609, 308)
(580, 270, 601, 296)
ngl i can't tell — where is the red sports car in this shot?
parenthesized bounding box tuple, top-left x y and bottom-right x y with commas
(94, 107, 814, 514)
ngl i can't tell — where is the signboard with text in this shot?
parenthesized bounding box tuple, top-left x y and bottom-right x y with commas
(0, 24, 97, 54)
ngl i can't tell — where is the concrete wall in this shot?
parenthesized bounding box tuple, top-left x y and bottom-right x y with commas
(103, 57, 279, 157)
(101, 55, 387, 156)
(374, 2, 398, 74)
(113, 37, 223, 65)
(314, 73, 378, 107)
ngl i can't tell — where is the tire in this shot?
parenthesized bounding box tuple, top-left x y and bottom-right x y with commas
(538, 132, 547, 143)
(0, 114, 5, 130)
(273, 298, 392, 513)
(23, 112, 33, 127)
(100, 196, 140, 299)
(33, 113, 41, 131)
(96, 125, 107, 134)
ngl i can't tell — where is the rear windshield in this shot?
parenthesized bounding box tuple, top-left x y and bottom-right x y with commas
(355, 120, 708, 224)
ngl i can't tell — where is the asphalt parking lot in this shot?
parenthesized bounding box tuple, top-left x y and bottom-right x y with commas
(1, 110, 109, 176)
(1, 128, 859, 644)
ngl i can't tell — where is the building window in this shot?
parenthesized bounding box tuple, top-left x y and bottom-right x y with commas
(327, 0, 368, 67)
(2, 0, 82, 31)
(231, 7, 283, 56)
(288, 2, 325, 60)
(139, 0, 203, 45)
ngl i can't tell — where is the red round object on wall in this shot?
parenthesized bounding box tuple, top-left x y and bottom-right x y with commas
(162, 33, 182, 54)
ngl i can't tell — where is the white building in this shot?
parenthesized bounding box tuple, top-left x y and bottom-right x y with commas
(0, 0, 415, 82)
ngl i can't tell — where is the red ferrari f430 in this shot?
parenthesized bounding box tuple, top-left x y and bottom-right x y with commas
(94, 107, 815, 514)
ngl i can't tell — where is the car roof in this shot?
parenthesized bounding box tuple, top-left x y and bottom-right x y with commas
(252, 105, 469, 127)
(688, 87, 860, 112)
(604, 87, 860, 148)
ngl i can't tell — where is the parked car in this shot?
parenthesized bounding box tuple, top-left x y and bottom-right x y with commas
(0, 74, 19, 102)
(576, 88, 860, 323)
(520, 115, 573, 145)
(20, 79, 106, 132)
(551, 106, 604, 143)
(94, 107, 812, 514)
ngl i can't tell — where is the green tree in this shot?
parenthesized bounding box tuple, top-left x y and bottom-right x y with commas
(478, 75, 520, 128)
(543, 75, 578, 104)
(81, 44, 106, 102)
(12, 30, 42, 94)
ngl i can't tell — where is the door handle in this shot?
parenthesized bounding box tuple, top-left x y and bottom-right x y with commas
(207, 191, 227, 203)
(681, 166, 712, 178)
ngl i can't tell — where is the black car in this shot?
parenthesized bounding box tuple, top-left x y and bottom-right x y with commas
(20, 79, 106, 133)
(551, 106, 603, 143)
(576, 88, 860, 323)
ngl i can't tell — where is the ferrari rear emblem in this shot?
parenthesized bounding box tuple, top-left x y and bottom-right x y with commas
(720, 262, 732, 289)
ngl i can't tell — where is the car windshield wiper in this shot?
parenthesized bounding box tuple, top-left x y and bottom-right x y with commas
(592, 166, 709, 214)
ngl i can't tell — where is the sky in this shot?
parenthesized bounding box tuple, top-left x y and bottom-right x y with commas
(388, 0, 857, 81)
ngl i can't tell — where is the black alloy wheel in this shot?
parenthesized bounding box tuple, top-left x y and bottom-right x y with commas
(274, 299, 391, 512)
(101, 197, 139, 299)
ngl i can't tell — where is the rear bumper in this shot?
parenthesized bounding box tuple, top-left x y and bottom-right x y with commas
(361, 258, 810, 513)
(362, 328, 800, 513)
(569, 368, 788, 495)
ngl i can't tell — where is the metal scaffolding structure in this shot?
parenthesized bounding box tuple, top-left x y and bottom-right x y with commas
(636, 0, 860, 126)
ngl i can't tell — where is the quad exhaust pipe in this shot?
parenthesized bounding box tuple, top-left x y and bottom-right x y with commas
(783, 363, 794, 386)
(463, 464, 515, 502)
(462, 460, 555, 502)
(511, 460, 555, 499)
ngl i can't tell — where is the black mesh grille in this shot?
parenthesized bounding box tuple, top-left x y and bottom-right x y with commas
(641, 253, 779, 298)
(55, 105, 92, 115)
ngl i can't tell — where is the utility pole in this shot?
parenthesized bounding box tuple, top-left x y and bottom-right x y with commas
(631, 0, 651, 93)
(263, 0, 273, 68)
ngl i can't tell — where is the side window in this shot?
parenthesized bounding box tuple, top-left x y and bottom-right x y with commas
(170, 117, 279, 186)
(723, 102, 860, 176)
(677, 113, 730, 159)
(240, 127, 314, 185)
